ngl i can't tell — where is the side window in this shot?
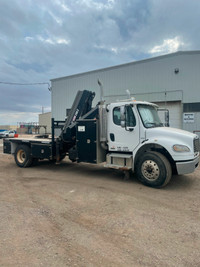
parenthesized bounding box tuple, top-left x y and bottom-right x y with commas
(113, 107, 121, 125)
(125, 106, 136, 127)
(113, 106, 136, 127)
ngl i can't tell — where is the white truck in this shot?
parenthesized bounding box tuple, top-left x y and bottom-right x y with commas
(3, 90, 199, 188)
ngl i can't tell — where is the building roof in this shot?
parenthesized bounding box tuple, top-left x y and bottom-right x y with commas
(51, 50, 200, 82)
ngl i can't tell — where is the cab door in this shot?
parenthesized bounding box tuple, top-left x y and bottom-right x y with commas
(107, 104, 140, 152)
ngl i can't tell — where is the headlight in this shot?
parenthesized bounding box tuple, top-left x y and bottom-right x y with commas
(173, 144, 190, 152)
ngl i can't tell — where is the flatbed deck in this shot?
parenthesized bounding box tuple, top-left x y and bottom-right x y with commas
(5, 137, 52, 144)
(3, 137, 54, 163)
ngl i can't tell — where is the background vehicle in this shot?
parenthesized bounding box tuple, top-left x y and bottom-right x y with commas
(3, 90, 200, 188)
(0, 130, 15, 139)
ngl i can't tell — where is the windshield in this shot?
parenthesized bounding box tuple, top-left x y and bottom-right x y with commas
(137, 104, 163, 128)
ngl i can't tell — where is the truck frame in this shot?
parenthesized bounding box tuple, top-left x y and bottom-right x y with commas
(3, 90, 200, 188)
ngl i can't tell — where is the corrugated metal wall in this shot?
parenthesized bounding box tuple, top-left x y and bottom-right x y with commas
(51, 51, 200, 131)
(39, 112, 51, 134)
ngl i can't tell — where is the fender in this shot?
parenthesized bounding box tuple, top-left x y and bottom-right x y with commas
(132, 140, 174, 172)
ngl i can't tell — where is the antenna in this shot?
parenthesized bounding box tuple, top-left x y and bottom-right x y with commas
(97, 79, 104, 102)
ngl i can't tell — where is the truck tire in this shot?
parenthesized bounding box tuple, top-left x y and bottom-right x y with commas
(136, 151, 172, 188)
(14, 145, 33, 168)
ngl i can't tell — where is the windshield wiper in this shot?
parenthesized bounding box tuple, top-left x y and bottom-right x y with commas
(145, 122, 163, 128)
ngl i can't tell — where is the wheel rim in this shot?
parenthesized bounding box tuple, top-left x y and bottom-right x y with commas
(141, 160, 160, 181)
(17, 149, 26, 164)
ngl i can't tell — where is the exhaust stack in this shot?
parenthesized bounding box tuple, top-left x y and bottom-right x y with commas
(98, 79, 104, 102)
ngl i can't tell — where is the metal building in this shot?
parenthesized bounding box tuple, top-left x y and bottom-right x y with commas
(51, 51, 200, 134)
(39, 112, 52, 134)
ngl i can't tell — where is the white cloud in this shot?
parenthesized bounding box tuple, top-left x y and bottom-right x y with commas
(25, 36, 34, 42)
(28, 35, 70, 45)
(0, 112, 39, 125)
(77, 0, 115, 10)
(54, 0, 71, 12)
(48, 10, 63, 25)
(94, 44, 131, 55)
(94, 44, 118, 54)
(16, 103, 51, 112)
(45, 38, 55, 45)
(60, 3, 71, 12)
(57, 38, 70, 45)
(111, 47, 118, 54)
(149, 37, 185, 55)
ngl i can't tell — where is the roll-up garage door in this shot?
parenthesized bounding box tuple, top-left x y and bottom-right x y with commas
(156, 101, 182, 129)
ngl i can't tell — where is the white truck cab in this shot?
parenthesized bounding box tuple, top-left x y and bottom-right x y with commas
(105, 99, 199, 187)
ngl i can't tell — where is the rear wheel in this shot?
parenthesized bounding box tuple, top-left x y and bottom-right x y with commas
(14, 145, 33, 168)
(136, 151, 172, 188)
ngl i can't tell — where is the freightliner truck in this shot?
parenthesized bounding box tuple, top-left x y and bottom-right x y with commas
(3, 90, 200, 188)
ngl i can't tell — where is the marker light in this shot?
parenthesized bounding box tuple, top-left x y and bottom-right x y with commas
(173, 145, 190, 152)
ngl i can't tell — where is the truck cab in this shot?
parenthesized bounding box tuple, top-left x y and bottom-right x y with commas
(106, 99, 199, 187)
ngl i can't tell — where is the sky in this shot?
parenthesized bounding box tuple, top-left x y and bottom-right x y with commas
(0, 0, 200, 125)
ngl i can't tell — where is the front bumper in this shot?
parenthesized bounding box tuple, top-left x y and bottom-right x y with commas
(176, 156, 199, 175)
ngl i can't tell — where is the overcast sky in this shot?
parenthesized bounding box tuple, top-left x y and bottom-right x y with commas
(0, 0, 200, 125)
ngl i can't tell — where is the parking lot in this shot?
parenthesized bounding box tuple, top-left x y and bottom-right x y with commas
(0, 138, 200, 266)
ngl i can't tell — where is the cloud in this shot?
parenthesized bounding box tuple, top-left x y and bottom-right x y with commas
(0, 112, 40, 125)
(30, 35, 71, 45)
(77, 0, 116, 10)
(0, 0, 200, 125)
(54, 0, 72, 12)
(149, 36, 185, 55)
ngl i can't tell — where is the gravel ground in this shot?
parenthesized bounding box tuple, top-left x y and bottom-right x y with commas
(0, 139, 200, 266)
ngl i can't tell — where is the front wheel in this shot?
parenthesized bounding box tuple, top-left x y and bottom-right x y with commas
(14, 145, 33, 168)
(136, 151, 172, 188)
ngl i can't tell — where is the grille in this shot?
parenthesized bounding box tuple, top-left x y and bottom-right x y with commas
(194, 138, 200, 153)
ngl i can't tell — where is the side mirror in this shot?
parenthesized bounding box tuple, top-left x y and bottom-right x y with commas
(121, 121, 126, 128)
(120, 106, 125, 128)
(165, 111, 169, 127)
(158, 108, 170, 127)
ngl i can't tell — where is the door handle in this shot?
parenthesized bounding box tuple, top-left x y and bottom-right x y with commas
(110, 133, 115, 141)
